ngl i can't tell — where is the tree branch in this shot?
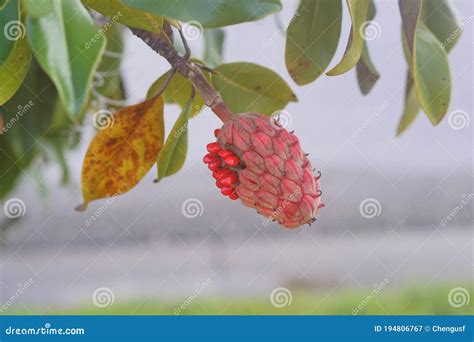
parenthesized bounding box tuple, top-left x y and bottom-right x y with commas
(130, 27, 233, 123)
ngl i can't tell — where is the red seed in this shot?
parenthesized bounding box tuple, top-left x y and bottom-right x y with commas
(220, 173, 238, 187)
(229, 191, 239, 200)
(216, 179, 225, 188)
(206, 142, 221, 153)
(208, 161, 222, 172)
(221, 187, 233, 196)
(218, 149, 233, 158)
(213, 169, 231, 180)
(203, 153, 219, 164)
(224, 156, 240, 167)
(214, 129, 221, 137)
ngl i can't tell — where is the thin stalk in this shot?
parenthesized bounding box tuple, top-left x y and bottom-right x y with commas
(130, 28, 233, 123)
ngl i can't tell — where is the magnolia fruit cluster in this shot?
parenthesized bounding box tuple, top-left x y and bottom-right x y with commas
(203, 113, 323, 229)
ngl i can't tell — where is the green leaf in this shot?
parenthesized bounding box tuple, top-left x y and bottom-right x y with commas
(397, 0, 460, 135)
(156, 93, 193, 182)
(399, 0, 451, 125)
(422, 0, 462, 53)
(0, 31, 32, 105)
(211, 62, 297, 115)
(0, 59, 58, 191)
(42, 100, 81, 183)
(0, 0, 21, 64)
(81, 0, 164, 33)
(356, 44, 379, 95)
(147, 67, 208, 117)
(355, 0, 379, 94)
(285, 0, 342, 85)
(397, 10, 422, 136)
(397, 73, 420, 135)
(22, 0, 54, 17)
(399, 0, 421, 55)
(2, 60, 58, 152)
(411, 24, 451, 124)
(0, 135, 23, 199)
(122, 0, 282, 28)
(26, 0, 106, 118)
(326, 0, 369, 76)
(42, 134, 73, 185)
(203, 28, 225, 67)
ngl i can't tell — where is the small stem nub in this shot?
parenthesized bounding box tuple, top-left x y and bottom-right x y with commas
(178, 26, 191, 60)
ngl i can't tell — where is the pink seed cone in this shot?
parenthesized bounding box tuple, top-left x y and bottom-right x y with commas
(206, 112, 323, 228)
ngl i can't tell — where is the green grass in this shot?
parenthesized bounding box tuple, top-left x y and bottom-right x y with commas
(7, 284, 473, 315)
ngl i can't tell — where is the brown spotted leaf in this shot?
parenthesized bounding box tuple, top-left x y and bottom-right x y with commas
(79, 96, 164, 209)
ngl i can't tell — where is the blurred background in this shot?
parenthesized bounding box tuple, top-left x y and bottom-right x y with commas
(0, 0, 472, 314)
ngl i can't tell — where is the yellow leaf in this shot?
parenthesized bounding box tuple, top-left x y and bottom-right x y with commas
(79, 96, 164, 209)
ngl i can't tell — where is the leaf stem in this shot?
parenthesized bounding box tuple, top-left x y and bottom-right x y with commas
(152, 69, 176, 98)
(130, 27, 233, 123)
(177, 26, 191, 60)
